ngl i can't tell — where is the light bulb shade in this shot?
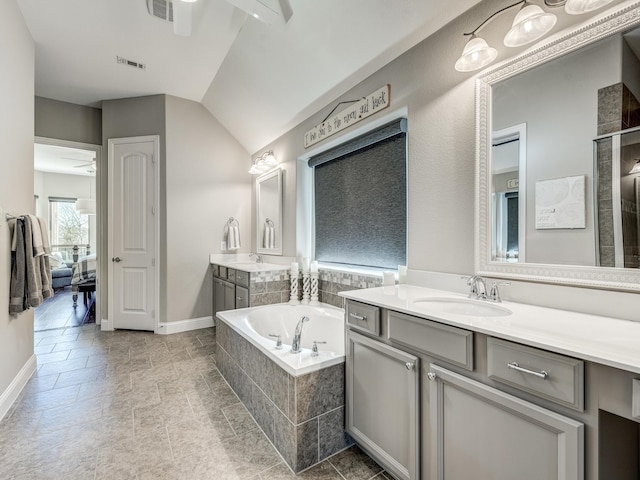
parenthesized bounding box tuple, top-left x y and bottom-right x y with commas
(504, 4, 557, 47)
(262, 152, 278, 167)
(76, 198, 96, 215)
(564, 0, 614, 14)
(455, 36, 498, 72)
(630, 160, 640, 175)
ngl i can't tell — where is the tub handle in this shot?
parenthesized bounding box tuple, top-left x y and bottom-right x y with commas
(268, 334, 283, 350)
(311, 340, 327, 357)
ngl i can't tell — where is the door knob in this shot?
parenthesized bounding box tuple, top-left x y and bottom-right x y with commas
(112, 257, 122, 263)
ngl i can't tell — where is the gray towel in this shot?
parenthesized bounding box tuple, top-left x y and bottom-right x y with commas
(24, 216, 44, 308)
(9, 219, 27, 314)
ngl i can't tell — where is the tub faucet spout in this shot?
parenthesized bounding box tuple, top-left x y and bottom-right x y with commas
(291, 316, 310, 353)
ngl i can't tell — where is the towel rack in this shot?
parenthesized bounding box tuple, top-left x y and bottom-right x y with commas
(5, 213, 24, 221)
(264, 218, 274, 227)
(227, 217, 239, 227)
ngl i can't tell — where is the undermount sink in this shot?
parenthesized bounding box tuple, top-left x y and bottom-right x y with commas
(413, 297, 512, 317)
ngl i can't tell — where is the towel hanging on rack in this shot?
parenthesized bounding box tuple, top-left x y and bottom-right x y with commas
(7, 214, 53, 314)
(262, 218, 276, 249)
(225, 217, 241, 250)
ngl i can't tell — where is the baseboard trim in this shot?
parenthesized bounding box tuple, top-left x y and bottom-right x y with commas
(156, 316, 214, 335)
(0, 354, 37, 421)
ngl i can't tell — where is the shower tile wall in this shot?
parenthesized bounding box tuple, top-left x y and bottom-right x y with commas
(596, 82, 640, 267)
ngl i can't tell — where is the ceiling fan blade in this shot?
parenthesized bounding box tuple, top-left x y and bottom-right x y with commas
(173, 1, 192, 36)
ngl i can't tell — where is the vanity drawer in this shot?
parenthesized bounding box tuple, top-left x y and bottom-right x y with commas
(227, 268, 236, 283)
(387, 311, 474, 370)
(235, 270, 249, 288)
(346, 300, 380, 336)
(219, 266, 228, 279)
(487, 337, 584, 411)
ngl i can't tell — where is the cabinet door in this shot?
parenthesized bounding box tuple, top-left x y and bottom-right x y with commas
(214, 278, 236, 314)
(346, 330, 419, 480)
(235, 286, 249, 309)
(223, 280, 235, 311)
(213, 277, 226, 316)
(429, 364, 584, 480)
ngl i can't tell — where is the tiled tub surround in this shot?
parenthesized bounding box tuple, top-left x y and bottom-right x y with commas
(316, 269, 383, 308)
(216, 305, 352, 473)
(250, 269, 292, 306)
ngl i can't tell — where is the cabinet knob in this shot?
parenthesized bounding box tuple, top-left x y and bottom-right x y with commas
(405, 362, 416, 371)
(427, 372, 437, 381)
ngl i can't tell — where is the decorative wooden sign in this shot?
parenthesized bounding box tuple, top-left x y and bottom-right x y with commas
(304, 84, 391, 149)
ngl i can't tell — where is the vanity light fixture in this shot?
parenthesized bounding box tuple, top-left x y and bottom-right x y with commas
(564, 0, 615, 14)
(455, 0, 558, 72)
(629, 159, 640, 175)
(503, 3, 557, 47)
(249, 150, 278, 175)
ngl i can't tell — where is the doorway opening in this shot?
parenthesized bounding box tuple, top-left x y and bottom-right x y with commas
(33, 138, 101, 332)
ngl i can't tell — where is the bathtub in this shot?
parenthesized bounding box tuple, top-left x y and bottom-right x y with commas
(216, 303, 345, 376)
(216, 302, 352, 472)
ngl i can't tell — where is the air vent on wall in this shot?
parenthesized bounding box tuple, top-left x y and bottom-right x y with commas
(117, 56, 146, 71)
(147, 0, 174, 22)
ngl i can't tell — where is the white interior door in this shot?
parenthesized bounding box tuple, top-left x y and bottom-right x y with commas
(108, 136, 158, 331)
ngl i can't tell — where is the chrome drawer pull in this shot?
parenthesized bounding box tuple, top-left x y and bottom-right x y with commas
(349, 313, 367, 322)
(507, 362, 548, 380)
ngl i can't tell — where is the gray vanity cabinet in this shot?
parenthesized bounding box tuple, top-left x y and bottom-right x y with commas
(213, 277, 236, 315)
(429, 363, 584, 480)
(346, 330, 420, 480)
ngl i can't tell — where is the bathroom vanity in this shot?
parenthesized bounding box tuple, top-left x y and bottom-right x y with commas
(341, 285, 640, 480)
(210, 257, 290, 316)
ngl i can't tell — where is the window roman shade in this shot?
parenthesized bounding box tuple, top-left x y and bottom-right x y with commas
(312, 118, 407, 269)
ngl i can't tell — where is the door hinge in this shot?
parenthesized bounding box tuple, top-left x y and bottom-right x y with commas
(151, 155, 156, 164)
(152, 258, 156, 267)
(151, 206, 156, 215)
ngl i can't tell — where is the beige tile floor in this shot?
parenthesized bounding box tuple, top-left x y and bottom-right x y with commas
(0, 324, 389, 480)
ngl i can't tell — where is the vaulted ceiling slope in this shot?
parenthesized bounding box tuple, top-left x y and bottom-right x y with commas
(17, 0, 483, 154)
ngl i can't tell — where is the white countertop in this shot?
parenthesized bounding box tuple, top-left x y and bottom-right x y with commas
(339, 285, 640, 374)
(210, 254, 290, 273)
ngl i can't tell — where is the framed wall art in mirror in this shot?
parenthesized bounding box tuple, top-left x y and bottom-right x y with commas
(476, 2, 640, 291)
(256, 168, 283, 255)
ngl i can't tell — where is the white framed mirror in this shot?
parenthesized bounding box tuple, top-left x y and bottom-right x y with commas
(256, 168, 283, 255)
(476, 2, 640, 291)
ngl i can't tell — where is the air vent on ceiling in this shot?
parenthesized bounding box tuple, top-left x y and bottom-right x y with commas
(117, 56, 146, 71)
(147, 0, 174, 22)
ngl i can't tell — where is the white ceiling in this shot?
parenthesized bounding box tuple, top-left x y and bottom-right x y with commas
(16, 0, 483, 154)
(34, 144, 96, 177)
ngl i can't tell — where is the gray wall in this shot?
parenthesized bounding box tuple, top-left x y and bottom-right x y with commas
(251, 0, 639, 318)
(165, 95, 250, 322)
(0, 1, 35, 399)
(35, 96, 102, 145)
(101, 95, 167, 321)
(493, 35, 621, 266)
(101, 95, 251, 323)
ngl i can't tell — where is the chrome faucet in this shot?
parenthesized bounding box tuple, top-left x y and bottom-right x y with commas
(249, 253, 263, 264)
(463, 275, 487, 300)
(291, 316, 310, 353)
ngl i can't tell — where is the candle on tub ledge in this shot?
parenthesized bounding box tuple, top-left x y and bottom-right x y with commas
(301, 257, 310, 274)
(398, 265, 408, 284)
(310, 261, 318, 273)
(382, 271, 396, 286)
(291, 262, 299, 274)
